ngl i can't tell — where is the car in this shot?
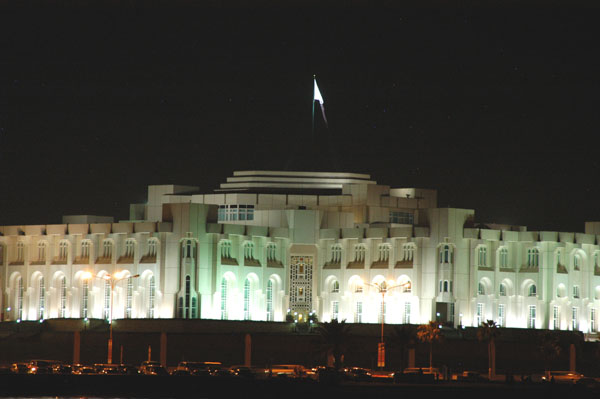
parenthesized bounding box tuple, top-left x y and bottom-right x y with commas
(94, 364, 123, 375)
(229, 366, 254, 379)
(174, 361, 222, 376)
(52, 363, 73, 374)
(267, 364, 306, 379)
(72, 364, 96, 375)
(10, 363, 29, 374)
(27, 360, 54, 374)
(342, 367, 372, 382)
(457, 371, 487, 382)
(541, 371, 584, 384)
(139, 364, 169, 376)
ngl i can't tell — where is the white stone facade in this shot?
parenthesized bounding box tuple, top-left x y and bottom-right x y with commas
(2, 171, 600, 336)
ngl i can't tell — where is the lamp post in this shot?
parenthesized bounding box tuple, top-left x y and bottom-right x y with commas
(84, 271, 139, 364)
(361, 279, 410, 369)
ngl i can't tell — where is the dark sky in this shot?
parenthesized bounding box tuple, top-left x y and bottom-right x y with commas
(1, 1, 599, 233)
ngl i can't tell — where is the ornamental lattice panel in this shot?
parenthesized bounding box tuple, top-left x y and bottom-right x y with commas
(289, 255, 313, 314)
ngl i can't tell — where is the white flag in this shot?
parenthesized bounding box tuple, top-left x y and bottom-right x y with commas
(313, 78, 328, 127)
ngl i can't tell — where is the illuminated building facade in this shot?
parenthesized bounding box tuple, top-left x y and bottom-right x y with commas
(2, 170, 600, 335)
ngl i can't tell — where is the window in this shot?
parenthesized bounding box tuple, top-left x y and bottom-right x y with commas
(553, 306, 560, 330)
(81, 240, 91, 259)
(243, 242, 255, 260)
(591, 309, 597, 333)
(478, 282, 485, 296)
(38, 277, 45, 320)
(499, 247, 508, 268)
(378, 244, 390, 262)
(477, 246, 487, 267)
(220, 278, 228, 320)
(148, 276, 155, 318)
(573, 254, 581, 271)
(528, 305, 536, 329)
(184, 275, 191, 319)
(330, 244, 342, 263)
(60, 276, 67, 318)
(58, 240, 69, 260)
(476, 303, 483, 327)
(498, 304, 505, 327)
(126, 277, 133, 318)
(16, 242, 24, 262)
(103, 280, 111, 320)
(16, 277, 23, 320)
(37, 242, 47, 262)
(266, 243, 278, 262)
(182, 240, 194, 259)
(266, 280, 274, 321)
(572, 307, 578, 330)
(220, 240, 233, 259)
(402, 243, 414, 261)
(332, 301, 339, 320)
(81, 279, 88, 319)
(440, 245, 453, 264)
(354, 244, 366, 262)
(355, 302, 363, 323)
(527, 248, 539, 268)
(404, 302, 411, 324)
(528, 284, 537, 297)
(244, 279, 251, 320)
(102, 240, 113, 259)
(389, 211, 414, 224)
(573, 286, 580, 299)
(148, 238, 158, 257)
(499, 283, 507, 297)
(332, 280, 340, 293)
(218, 204, 255, 221)
(125, 239, 135, 258)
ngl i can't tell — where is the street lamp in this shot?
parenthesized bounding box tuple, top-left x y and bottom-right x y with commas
(360, 278, 410, 369)
(84, 271, 140, 364)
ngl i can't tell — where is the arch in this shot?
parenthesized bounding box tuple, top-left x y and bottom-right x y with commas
(526, 247, 540, 268)
(353, 244, 367, 262)
(243, 272, 260, 321)
(521, 279, 537, 297)
(9, 272, 24, 321)
(401, 243, 416, 262)
(371, 274, 386, 286)
(437, 243, 455, 264)
(476, 245, 488, 267)
(500, 278, 514, 297)
(30, 272, 46, 320)
(348, 275, 363, 294)
(52, 271, 68, 318)
(478, 277, 492, 296)
(141, 270, 156, 318)
(497, 246, 509, 268)
(397, 275, 412, 293)
(557, 283, 567, 298)
(571, 249, 586, 272)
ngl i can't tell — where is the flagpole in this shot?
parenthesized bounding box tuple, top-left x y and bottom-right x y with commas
(312, 75, 316, 135)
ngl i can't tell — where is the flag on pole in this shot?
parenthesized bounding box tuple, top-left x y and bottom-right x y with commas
(313, 78, 328, 127)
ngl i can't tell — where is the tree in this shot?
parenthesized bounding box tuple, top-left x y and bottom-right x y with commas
(314, 319, 351, 370)
(417, 321, 442, 370)
(392, 325, 417, 372)
(477, 320, 500, 380)
(539, 332, 561, 376)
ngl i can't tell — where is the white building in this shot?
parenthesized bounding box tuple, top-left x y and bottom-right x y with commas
(2, 170, 600, 335)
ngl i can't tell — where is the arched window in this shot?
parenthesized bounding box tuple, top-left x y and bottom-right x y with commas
(147, 238, 158, 257)
(266, 279, 274, 321)
(58, 240, 69, 261)
(243, 242, 255, 260)
(81, 240, 91, 259)
(499, 247, 508, 268)
(244, 278, 251, 320)
(354, 244, 366, 262)
(266, 243, 277, 261)
(16, 277, 23, 320)
(102, 240, 113, 259)
(125, 239, 135, 258)
(331, 280, 340, 293)
(184, 275, 191, 318)
(573, 254, 581, 271)
(527, 248, 539, 268)
(148, 275, 155, 318)
(182, 240, 194, 259)
(220, 240, 232, 259)
(478, 282, 485, 295)
(573, 285, 580, 299)
(528, 284, 537, 297)
(331, 244, 342, 263)
(477, 247, 487, 267)
(60, 276, 67, 318)
(378, 244, 390, 262)
(220, 278, 228, 320)
(37, 241, 47, 263)
(439, 244, 453, 264)
(402, 243, 414, 261)
(16, 242, 24, 262)
(499, 283, 507, 297)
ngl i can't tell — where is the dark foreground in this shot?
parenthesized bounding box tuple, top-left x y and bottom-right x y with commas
(0, 375, 597, 399)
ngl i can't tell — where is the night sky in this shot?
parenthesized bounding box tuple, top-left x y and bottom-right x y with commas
(1, 1, 599, 233)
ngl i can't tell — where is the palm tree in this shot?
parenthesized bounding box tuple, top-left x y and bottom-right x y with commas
(392, 325, 416, 372)
(477, 320, 500, 380)
(314, 319, 351, 370)
(417, 321, 442, 370)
